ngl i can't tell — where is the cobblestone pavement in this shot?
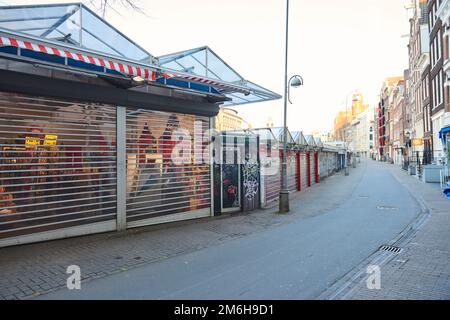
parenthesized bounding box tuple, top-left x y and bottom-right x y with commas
(320, 163, 450, 300)
(0, 164, 364, 300)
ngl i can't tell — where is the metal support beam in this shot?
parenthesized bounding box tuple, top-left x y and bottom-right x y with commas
(116, 106, 127, 231)
(210, 116, 216, 217)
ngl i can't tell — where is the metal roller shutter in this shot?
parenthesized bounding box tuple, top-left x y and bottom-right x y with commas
(0, 92, 117, 241)
(264, 171, 280, 206)
(286, 152, 297, 192)
(300, 153, 308, 190)
(264, 150, 281, 207)
(310, 153, 316, 186)
(125, 107, 211, 225)
(259, 137, 280, 208)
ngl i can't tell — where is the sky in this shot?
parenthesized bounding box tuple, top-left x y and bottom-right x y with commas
(4, 0, 412, 134)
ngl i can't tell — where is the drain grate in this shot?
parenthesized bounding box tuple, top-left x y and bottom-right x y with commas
(377, 205, 399, 211)
(379, 245, 402, 254)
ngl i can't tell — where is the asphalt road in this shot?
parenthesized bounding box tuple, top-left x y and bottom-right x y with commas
(41, 161, 420, 299)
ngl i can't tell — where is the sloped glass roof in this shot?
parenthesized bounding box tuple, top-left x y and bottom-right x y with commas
(260, 127, 295, 144)
(315, 137, 324, 148)
(158, 46, 281, 106)
(0, 2, 152, 62)
(291, 131, 309, 146)
(304, 135, 317, 147)
(251, 128, 278, 143)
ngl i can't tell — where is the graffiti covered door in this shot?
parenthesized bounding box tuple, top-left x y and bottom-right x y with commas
(242, 136, 260, 212)
(221, 147, 241, 213)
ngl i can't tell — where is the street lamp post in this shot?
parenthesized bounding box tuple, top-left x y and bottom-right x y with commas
(279, 0, 303, 214)
(344, 90, 357, 176)
(345, 96, 350, 176)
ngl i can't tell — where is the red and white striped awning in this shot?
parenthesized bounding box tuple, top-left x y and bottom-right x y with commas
(0, 34, 251, 95)
(0, 35, 156, 80)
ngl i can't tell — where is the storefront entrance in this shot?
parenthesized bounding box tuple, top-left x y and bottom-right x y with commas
(0, 92, 215, 246)
(125, 108, 212, 227)
(221, 149, 241, 213)
(0, 93, 118, 245)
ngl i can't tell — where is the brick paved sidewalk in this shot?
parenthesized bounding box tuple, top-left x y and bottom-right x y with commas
(0, 163, 366, 300)
(321, 163, 450, 300)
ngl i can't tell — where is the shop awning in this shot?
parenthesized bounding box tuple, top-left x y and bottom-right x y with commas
(158, 47, 282, 106)
(0, 3, 280, 101)
(439, 126, 450, 141)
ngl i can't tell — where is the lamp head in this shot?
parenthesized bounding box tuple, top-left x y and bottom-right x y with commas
(290, 75, 304, 88)
(132, 76, 146, 85)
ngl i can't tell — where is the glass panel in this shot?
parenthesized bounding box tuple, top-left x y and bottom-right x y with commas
(0, 18, 58, 33)
(81, 8, 150, 61)
(47, 9, 81, 44)
(0, 4, 152, 62)
(174, 55, 209, 77)
(194, 49, 241, 83)
(81, 29, 121, 57)
(161, 60, 182, 71)
(0, 4, 80, 39)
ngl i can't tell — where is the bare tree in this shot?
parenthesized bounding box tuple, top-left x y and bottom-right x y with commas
(85, 0, 146, 18)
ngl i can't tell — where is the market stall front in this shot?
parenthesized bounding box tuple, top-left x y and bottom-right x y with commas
(292, 131, 309, 192)
(125, 109, 212, 226)
(305, 135, 317, 186)
(267, 128, 297, 193)
(0, 93, 118, 241)
(253, 128, 280, 208)
(0, 3, 281, 247)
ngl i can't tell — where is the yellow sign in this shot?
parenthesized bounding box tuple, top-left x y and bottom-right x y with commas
(412, 138, 424, 146)
(25, 136, 40, 146)
(44, 135, 58, 146)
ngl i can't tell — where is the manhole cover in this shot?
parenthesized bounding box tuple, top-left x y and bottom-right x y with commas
(377, 205, 399, 211)
(380, 245, 402, 254)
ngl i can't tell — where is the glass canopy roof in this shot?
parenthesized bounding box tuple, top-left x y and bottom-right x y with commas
(0, 3, 152, 62)
(304, 135, 317, 147)
(159, 47, 281, 106)
(0, 3, 281, 107)
(251, 127, 295, 145)
(291, 131, 309, 146)
(315, 137, 324, 148)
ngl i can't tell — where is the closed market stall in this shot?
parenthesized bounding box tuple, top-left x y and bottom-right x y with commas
(292, 131, 309, 192)
(254, 128, 279, 208)
(305, 135, 317, 186)
(300, 152, 309, 190)
(0, 3, 281, 247)
(126, 109, 212, 226)
(0, 93, 118, 242)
